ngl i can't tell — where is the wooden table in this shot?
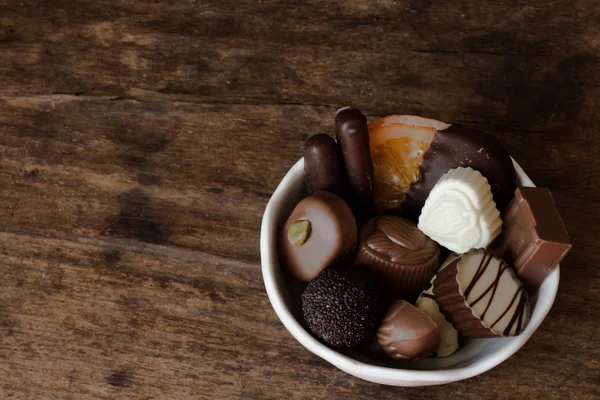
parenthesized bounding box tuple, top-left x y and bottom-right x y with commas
(1, 1, 599, 399)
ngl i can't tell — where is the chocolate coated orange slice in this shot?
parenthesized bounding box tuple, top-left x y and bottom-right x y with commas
(368, 115, 450, 211)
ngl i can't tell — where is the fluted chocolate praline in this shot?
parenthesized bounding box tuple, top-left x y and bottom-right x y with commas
(377, 300, 440, 361)
(353, 216, 439, 301)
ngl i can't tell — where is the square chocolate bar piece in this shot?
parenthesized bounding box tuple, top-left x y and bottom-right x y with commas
(491, 187, 571, 293)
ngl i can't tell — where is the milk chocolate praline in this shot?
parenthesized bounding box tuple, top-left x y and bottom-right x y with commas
(377, 300, 440, 361)
(489, 187, 571, 293)
(279, 191, 357, 282)
(353, 216, 439, 301)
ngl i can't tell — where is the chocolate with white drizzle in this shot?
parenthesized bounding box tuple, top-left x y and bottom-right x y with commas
(433, 249, 530, 338)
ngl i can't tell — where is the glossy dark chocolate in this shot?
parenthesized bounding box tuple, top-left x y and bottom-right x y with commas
(304, 134, 346, 197)
(490, 187, 571, 293)
(335, 107, 376, 220)
(353, 216, 439, 301)
(401, 124, 517, 219)
(377, 300, 440, 361)
(433, 249, 530, 338)
(278, 191, 357, 282)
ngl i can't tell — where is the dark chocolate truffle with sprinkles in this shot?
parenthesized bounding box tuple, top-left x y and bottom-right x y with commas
(302, 267, 384, 347)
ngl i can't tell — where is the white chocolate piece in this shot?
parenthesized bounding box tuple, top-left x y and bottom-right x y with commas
(416, 254, 459, 357)
(417, 167, 502, 254)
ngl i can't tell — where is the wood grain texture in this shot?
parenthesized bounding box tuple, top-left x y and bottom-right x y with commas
(0, 1, 599, 399)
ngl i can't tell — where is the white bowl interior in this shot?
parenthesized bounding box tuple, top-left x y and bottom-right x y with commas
(261, 158, 559, 386)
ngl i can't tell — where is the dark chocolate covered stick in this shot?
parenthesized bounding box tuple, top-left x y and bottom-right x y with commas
(303, 267, 383, 347)
(304, 134, 346, 197)
(335, 107, 376, 220)
(377, 300, 440, 361)
(489, 187, 571, 293)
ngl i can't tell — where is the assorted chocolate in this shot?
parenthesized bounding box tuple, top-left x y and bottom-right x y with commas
(489, 187, 572, 292)
(353, 216, 439, 301)
(402, 123, 517, 219)
(304, 133, 346, 198)
(302, 267, 383, 347)
(367, 116, 517, 218)
(418, 167, 502, 254)
(277, 107, 571, 360)
(377, 300, 440, 361)
(434, 250, 530, 338)
(278, 190, 357, 282)
(368, 115, 449, 211)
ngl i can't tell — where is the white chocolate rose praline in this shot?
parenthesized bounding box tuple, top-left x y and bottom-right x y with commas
(417, 167, 502, 254)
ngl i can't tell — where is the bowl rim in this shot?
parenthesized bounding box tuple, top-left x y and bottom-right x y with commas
(260, 157, 560, 386)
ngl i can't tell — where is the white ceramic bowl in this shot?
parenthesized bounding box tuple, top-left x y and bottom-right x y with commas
(260, 158, 559, 387)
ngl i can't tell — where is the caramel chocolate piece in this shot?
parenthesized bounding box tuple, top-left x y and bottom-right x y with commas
(402, 124, 517, 219)
(490, 187, 571, 292)
(304, 134, 346, 197)
(278, 191, 357, 282)
(377, 300, 440, 361)
(335, 107, 376, 220)
(433, 249, 530, 338)
(353, 216, 439, 301)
